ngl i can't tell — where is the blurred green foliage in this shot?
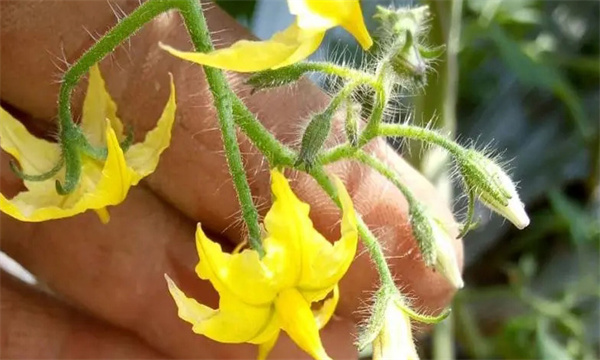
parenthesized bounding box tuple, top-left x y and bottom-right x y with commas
(453, 1, 599, 359)
(216, 0, 599, 358)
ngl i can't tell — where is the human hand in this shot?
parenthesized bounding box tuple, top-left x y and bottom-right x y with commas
(0, 2, 462, 358)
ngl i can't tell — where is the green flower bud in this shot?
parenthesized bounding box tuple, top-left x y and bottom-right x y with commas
(375, 5, 436, 84)
(374, 5, 429, 38)
(295, 109, 334, 170)
(246, 63, 319, 93)
(459, 149, 530, 229)
(410, 204, 463, 289)
(373, 298, 420, 360)
(389, 31, 428, 84)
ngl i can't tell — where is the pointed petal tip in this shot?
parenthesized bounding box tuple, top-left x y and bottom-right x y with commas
(453, 277, 465, 290)
(164, 274, 178, 292)
(513, 210, 530, 230)
(359, 35, 374, 50)
(94, 207, 111, 224)
(439, 261, 464, 290)
(506, 198, 530, 230)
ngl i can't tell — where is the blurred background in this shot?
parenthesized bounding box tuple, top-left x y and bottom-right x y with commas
(215, 0, 600, 358)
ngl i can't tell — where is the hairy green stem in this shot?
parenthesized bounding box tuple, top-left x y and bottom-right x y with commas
(176, 0, 264, 255)
(359, 74, 389, 145)
(303, 62, 379, 87)
(55, 126, 83, 194)
(231, 97, 296, 166)
(378, 123, 463, 155)
(320, 122, 464, 167)
(353, 150, 417, 206)
(309, 166, 395, 287)
(318, 143, 357, 165)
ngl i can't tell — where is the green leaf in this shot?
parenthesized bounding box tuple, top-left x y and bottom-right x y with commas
(487, 24, 591, 141)
(548, 190, 599, 245)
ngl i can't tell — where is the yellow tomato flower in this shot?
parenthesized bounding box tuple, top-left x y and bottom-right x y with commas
(0, 64, 176, 223)
(165, 169, 358, 360)
(161, 0, 373, 72)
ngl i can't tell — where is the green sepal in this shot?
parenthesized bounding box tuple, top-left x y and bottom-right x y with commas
(356, 287, 393, 351)
(10, 157, 64, 182)
(409, 203, 437, 267)
(397, 300, 452, 324)
(457, 149, 512, 207)
(458, 189, 480, 238)
(418, 44, 446, 60)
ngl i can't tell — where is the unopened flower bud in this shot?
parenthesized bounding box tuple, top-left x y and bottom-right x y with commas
(410, 205, 464, 289)
(373, 299, 419, 360)
(431, 220, 464, 289)
(390, 35, 428, 84)
(246, 63, 316, 93)
(460, 149, 530, 229)
(374, 5, 429, 38)
(295, 109, 334, 170)
(375, 6, 434, 84)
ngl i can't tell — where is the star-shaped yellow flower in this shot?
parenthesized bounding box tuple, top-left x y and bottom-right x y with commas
(0, 64, 176, 223)
(165, 169, 358, 360)
(161, 0, 373, 72)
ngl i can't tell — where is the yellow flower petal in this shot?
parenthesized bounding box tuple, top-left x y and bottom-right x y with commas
(0, 107, 61, 176)
(297, 176, 358, 301)
(288, 0, 337, 30)
(0, 122, 134, 222)
(81, 64, 125, 146)
(94, 207, 111, 224)
(160, 23, 324, 72)
(314, 285, 339, 330)
(165, 275, 278, 343)
(274, 288, 331, 360)
(83, 122, 135, 206)
(125, 74, 177, 184)
(288, 0, 373, 49)
(262, 169, 314, 288)
(257, 331, 280, 360)
(272, 23, 325, 69)
(194, 224, 279, 306)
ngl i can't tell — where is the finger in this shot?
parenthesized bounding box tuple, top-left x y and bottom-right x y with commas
(0, 155, 357, 360)
(0, 271, 164, 359)
(0, 0, 461, 323)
